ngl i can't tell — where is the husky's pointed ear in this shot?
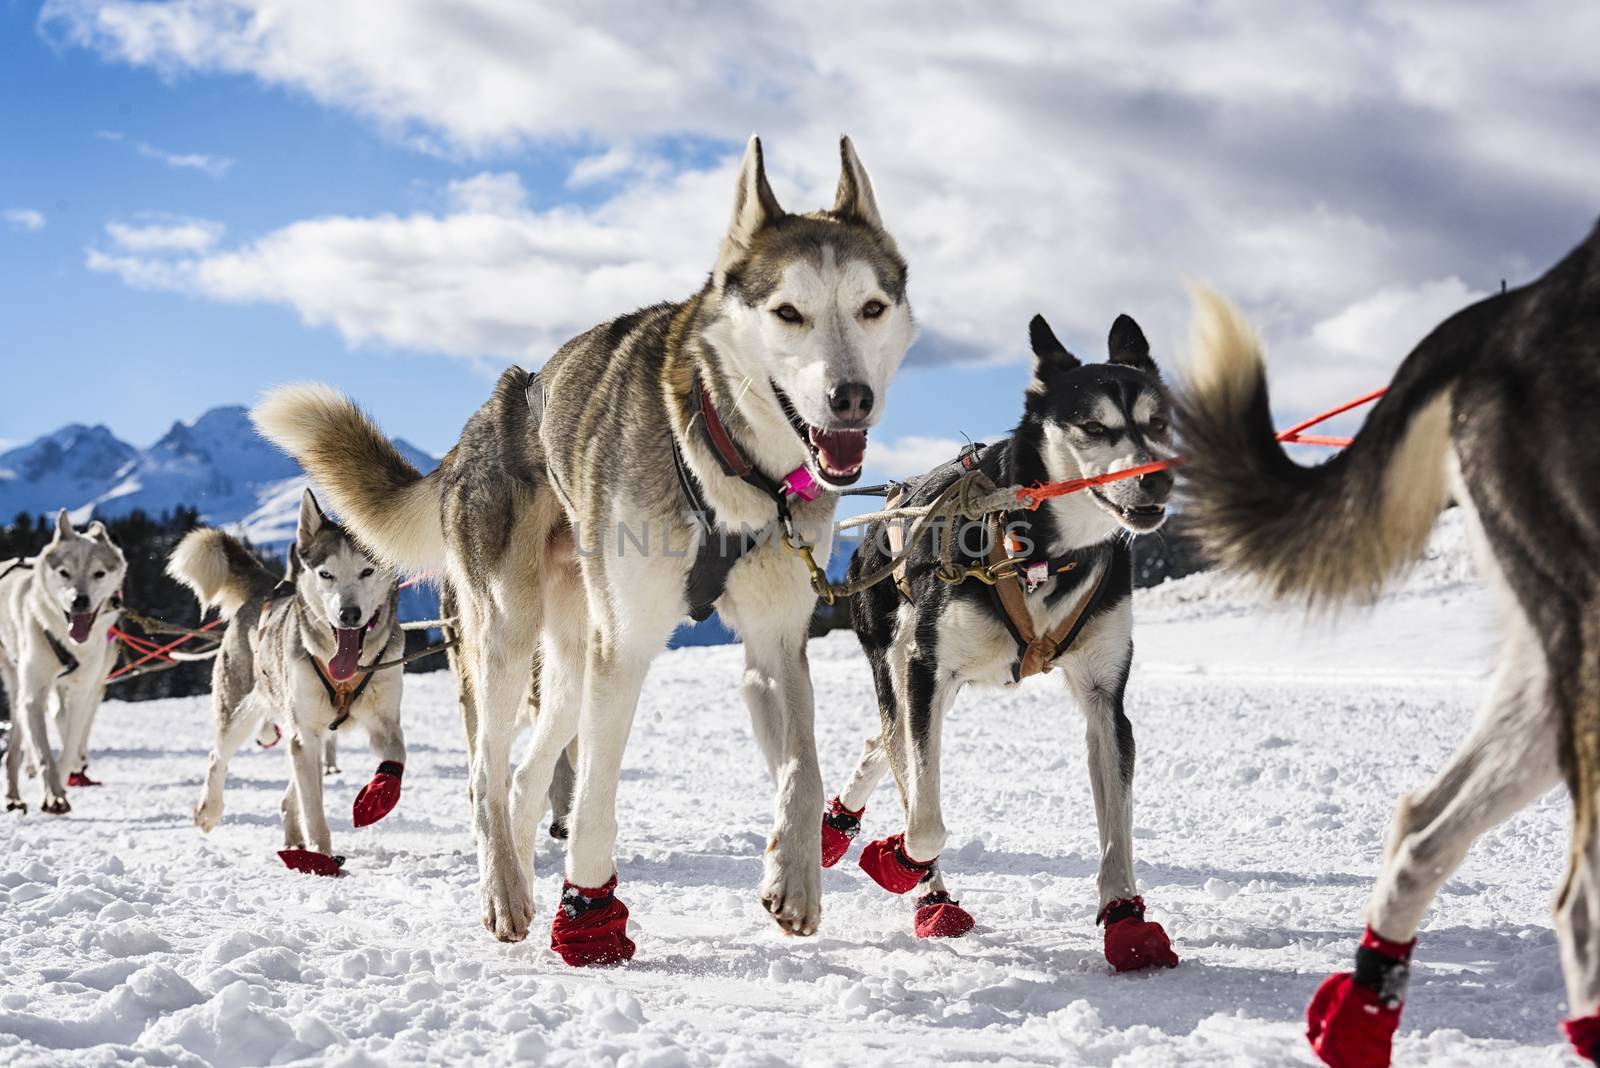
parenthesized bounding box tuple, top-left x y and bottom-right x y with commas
(1107, 313, 1158, 376)
(86, 520, 113, 545)
(716, 135, 784, 280)
(1029, 315, 1081, 382)
(52, 508, 75, 543)
(833, 135, 884, 230)
(296, 488, 326, 551)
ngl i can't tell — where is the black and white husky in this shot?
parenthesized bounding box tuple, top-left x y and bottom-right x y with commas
(168, 489, 406, 874)
(823, 313, 1180, 970)
(1174, 223, 1600, 1066)
(0, 510, 126, 814)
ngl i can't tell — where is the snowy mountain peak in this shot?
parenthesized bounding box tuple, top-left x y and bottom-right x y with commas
(0, 405, 435, 547)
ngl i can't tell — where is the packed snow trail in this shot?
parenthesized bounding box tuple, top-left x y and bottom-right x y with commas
(0, 516, 1579, 1065)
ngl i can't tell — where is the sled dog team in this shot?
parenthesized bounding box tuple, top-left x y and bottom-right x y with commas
(4, 134, 1599, 1066)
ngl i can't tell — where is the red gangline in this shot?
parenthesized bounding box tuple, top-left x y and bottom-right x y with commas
(1017, 386, 1386, 509)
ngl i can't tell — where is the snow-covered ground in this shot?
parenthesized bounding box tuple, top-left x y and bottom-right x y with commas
(1, 513, 1581, 1066)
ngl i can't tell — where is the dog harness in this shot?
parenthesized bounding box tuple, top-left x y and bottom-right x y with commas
(670, 372, 820, 622)
(258, 581, 374, 731)
(884, 444, 1114, 681)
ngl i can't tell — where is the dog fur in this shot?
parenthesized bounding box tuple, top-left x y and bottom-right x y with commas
(252, 135, 914, 944)
(0, 510, 126, 814)
(1174, 222, 1600, 1030)
(833, 313, 1175, 924)
(168, 489, 405, 856)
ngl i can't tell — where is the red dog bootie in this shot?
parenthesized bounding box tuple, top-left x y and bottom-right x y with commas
(914, 890, 975, 939)
(66, 770, 101, 787)
(550, 874, 636, 967)
(1564, 1013, 1600, 1063)
(1306, 927, 1415, 1068)
(278, 850, 345, 877)
(859, 834, 936, 895)
(821, 797, 864, 868)
(352, 761, 403, 828)
(1100, 897, 1179, 972)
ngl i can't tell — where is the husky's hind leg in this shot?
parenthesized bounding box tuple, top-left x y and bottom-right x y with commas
(194, 697, 263, 832)
(1308, 618, 1556, 1068)
(511, 625, 582, 868)
(2, 654, 23, 812)
(322, 733, 341, 775)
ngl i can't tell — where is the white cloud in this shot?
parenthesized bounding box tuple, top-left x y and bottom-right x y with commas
(866, 435, 984, 480)
(104, 217, 225, 252)
(4, 208, 46, 232)
(45, 1, 1600, 411)
(95, 129, 233, 178)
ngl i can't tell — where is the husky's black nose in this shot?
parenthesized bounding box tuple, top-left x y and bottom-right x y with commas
(71, 593, 90, 612)
(1140, 467, 1175, 500)
(827, 382, 874, 424)
(338, 605, 363, 627)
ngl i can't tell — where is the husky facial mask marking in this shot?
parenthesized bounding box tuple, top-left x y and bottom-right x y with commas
(293, 489, 394, 680)
(705, 136, 914, 487)
(1028, 314, 1174, 534)
(38, 511, 126, 644)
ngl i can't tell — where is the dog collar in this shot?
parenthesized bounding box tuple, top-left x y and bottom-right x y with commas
(691, 375, 820, 504)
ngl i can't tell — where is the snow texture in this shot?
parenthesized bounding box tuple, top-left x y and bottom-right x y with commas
(0, 511, 1579, 1066)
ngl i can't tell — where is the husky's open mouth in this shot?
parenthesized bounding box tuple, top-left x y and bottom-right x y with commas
(65, 608, 98, 644)
(772, 384, 867, 485)
(1089, 488, 1168, 534)
(328, 614, 380, 681)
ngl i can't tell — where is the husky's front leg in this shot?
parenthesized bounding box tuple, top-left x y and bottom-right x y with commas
(737, 625, 825, 935)
(352, 688, 406, 829)
(287, 728, 333, 855)
(1063, 653, 1178, 972)
(859, 654, 954, 898)
(56, 678, 103, 783)
(17, 654, 67, 814)
(550, 633, 653, 965)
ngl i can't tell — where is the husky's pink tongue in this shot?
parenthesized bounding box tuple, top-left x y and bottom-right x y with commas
(69, 612, 95, 643)
(329, 628, 364, 681)
(809, 428, 868, 475)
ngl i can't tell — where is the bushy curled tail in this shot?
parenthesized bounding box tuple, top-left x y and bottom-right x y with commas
(251, 384, 445, 572)
(167, 528, 277, 620)
(1174, 287, 1454, 608)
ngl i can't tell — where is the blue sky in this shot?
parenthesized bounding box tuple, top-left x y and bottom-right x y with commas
(3, 2, 1597, 475)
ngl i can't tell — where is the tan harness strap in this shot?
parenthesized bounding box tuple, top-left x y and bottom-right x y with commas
(885, 485, 914, 602)
(985, 514, 1108, 680)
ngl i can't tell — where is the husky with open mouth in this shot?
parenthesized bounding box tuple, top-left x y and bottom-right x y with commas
(822, 313, 1180, 970)
(168, 489, 407, 874)
(252, 135, 913, 958)
(0, 510, 126, 814)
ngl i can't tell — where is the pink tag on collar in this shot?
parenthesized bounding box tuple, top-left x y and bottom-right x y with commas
(783, 466, 822, 502)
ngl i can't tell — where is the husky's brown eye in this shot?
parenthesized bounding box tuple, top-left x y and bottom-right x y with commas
(93, 570, 105, 579)
(360, 568, 375, 579)
(58, 568, 70, 579)
(861, 300, 886, 320)
(1147, 417, 1169, 434)
(772, 303, 804, 324)
(1080, 421, 1107, 437)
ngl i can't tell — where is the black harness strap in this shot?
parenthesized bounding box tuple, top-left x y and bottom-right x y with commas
(308, 654, 375, 732)
(43, 631, 79, 677)
(671, 372, 799, 622)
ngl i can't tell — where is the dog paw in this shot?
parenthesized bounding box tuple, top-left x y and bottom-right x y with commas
(481, 864, 535, 943)
(41, 792, 71, 815)
(194, 796, 223, 832)
(761, 839, 823, 936)
(5, 799, 25, 814)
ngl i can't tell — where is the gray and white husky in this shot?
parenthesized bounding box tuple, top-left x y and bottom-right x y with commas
(1174, 223, 1600, 1066)
(168, 489, 406, 868)
(0, 510, 126, 814)
(824, 314, 1179, 969)
(253, 135, 914, 957)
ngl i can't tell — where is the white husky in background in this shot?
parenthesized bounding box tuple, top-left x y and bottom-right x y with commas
(0, 510, 126, 814)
